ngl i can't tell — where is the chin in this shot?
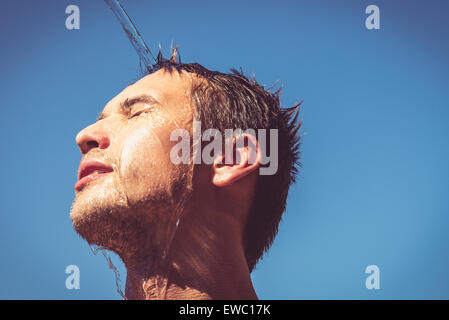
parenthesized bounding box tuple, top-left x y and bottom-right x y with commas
(71, 180, 129, 247)
(70, 165, 194, 261)
(70, 185, 168, 260)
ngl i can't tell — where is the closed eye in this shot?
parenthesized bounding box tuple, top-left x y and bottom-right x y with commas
(97, 94, 160, 122)
(120, 94, 160, 117)
(129, 107, 154, 118)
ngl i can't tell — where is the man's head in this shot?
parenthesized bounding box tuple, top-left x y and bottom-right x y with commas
(71, 68, 197, 264)
(71, 53, 301, 272)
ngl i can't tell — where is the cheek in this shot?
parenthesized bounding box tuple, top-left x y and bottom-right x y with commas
(118, 122, 173, 200)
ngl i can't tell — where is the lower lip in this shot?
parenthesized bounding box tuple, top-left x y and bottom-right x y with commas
(75, 172, 112, 192)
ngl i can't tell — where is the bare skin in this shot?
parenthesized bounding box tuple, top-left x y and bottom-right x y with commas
(71, 69, 260, 299)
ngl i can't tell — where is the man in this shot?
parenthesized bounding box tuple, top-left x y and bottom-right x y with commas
(71, 51, 301, 299)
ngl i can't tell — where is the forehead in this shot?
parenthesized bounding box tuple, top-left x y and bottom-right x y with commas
(104, 68, 194, 113)
(132, 68, 193, 99)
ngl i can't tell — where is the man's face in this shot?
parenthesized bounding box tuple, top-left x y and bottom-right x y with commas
(71, 69, 195, 257)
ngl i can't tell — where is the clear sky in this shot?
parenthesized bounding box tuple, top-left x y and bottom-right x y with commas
(1, 0, 449, 299)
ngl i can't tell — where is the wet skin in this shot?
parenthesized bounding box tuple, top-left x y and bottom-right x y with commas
(71, 69, 259, 299)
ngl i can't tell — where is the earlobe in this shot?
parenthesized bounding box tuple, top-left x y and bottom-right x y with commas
(212, 134, 261, 187)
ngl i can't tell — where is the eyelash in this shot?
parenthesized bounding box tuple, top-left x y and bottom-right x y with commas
(129, 107, 153, 119)
(129, 111, 144, 118)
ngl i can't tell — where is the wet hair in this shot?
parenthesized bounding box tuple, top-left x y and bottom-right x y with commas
(143, 48, 302, 272)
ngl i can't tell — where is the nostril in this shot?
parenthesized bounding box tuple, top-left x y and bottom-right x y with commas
(87, 141, 99, 149)
(76, 127, 110, 154)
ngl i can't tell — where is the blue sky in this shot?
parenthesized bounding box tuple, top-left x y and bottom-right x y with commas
(1, 0, 449, 299)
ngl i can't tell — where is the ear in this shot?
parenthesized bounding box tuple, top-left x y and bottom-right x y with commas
(212, 133, 262, 187)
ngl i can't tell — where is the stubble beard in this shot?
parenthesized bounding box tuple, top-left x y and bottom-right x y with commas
(70, 167, 193, 268)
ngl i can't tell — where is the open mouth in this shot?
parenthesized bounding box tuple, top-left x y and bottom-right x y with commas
(75, 160, 113, 192)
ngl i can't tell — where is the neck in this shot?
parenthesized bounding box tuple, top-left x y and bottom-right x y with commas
(122, 207, 258, 300)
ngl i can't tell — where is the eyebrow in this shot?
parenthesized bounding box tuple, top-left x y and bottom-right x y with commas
(97, 94, 160, 121)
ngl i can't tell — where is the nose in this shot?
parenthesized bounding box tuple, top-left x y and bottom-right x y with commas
(76, 123, 110, 155)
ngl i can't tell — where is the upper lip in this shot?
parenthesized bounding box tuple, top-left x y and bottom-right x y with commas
(77, 159, 113, 181)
